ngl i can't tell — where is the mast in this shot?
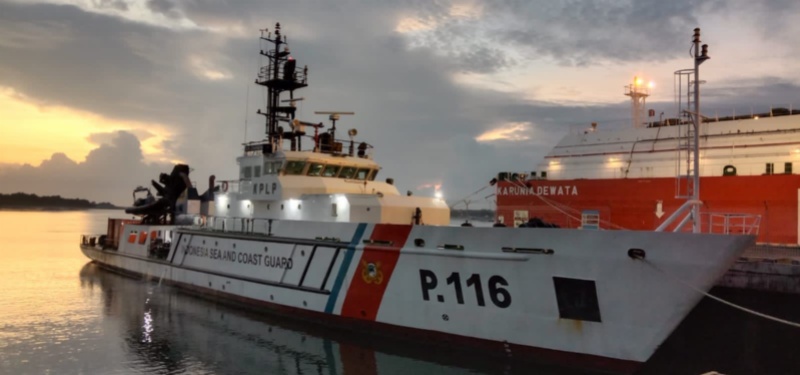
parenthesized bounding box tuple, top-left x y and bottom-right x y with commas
(691, 28, 710, 233)
(656, 28, 709, 234)
(255, 23, 308, 152)
(625, 77, 650, 128)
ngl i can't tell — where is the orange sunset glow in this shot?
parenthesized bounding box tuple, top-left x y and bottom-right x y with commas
(0, 87, 174, 166)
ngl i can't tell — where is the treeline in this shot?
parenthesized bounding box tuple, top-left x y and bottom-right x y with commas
(0, 193, 118, 209)
(451, 209, 495, 220)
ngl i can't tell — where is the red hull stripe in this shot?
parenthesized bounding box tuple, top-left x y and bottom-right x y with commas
(340, 224, 413, 321)
(496, 174, 800, 244)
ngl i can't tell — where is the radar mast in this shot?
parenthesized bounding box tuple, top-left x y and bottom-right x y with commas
(255, 23, 308, 152)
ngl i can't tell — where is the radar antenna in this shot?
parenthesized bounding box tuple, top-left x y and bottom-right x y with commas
(314, 111, 354, 142)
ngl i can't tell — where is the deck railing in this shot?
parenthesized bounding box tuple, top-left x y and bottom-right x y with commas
(702, 212, 761, 236)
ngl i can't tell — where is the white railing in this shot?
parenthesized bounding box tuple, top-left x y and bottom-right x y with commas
(195, 216, 276, 236)
(702, 103, 798, 122)
(704, 212, 761, 236)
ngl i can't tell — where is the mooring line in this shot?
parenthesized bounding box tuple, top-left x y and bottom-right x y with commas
(638, 257, 800, 329)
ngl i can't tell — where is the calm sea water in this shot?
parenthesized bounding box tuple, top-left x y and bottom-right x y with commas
(1, 210, 799, 375)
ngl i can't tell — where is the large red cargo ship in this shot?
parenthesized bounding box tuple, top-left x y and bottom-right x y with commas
(496, 77, 800, 248)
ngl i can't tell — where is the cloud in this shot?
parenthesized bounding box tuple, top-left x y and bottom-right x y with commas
(0, 131, 174, 205)
(146, 0, 179, 19)
(1, 0, 800, 210)
(398, 0, 727, 69)
(476, 122, 532, 142)
(92, 0, 128, 12)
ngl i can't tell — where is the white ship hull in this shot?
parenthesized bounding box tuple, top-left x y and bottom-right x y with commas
(81, 220, 753, 373)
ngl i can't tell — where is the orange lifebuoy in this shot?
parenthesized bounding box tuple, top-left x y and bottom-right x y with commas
(221, 181, 229, 192)
(138, 231, 148, 244)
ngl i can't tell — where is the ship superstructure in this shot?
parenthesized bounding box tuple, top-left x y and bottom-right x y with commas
(210, 24, 448, 226)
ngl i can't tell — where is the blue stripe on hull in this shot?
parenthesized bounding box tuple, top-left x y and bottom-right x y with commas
(325, 223, 367, 314)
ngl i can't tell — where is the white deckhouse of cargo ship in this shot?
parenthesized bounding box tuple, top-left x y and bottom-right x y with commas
(80, 24, 756, 374)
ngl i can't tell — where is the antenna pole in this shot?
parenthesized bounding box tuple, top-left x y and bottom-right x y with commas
(691, 27, 709, 233)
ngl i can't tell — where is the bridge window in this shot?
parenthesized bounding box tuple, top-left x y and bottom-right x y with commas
(254, 166, 261, 178)
(264, 161, 282, 175)
(355, 168, 370, 180)
(285, 161, 306, 175)
(766, 163, 774, 175)
(307, 163, 325, 176)
(241, 166, 252, 179)
(322, 165, 341, 177)
(786, 162, 793, 174)
(339, 166, 357, 179)
(368, 169, 379, 181)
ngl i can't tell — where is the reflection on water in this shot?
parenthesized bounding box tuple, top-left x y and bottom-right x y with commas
(77, 262, 593, 375)
(2, 210, 800, 375)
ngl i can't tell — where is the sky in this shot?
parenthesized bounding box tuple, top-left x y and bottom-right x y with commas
(1, 0, 799, 207)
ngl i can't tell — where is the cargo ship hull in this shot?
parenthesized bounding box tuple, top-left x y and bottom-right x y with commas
(497, 174, 800, 245)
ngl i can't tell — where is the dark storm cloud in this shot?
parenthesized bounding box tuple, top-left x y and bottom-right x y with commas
(0, 2, 199, 125)
(0, 131, 172, 205)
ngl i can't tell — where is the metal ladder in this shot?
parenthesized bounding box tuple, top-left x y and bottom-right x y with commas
(674, 69, 696, 199)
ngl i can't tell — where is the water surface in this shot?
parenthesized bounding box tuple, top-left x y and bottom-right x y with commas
(1, 210, 799, 374)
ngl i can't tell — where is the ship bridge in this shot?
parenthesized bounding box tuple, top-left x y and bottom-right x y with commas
(214, 148, 448, 225)
(234, 149, 398, 200)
